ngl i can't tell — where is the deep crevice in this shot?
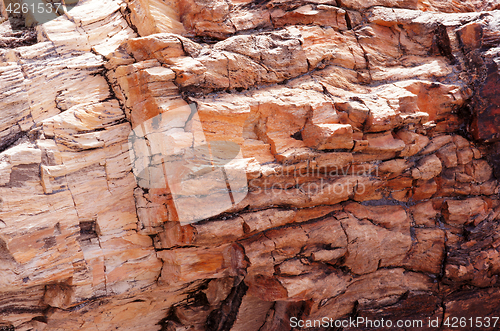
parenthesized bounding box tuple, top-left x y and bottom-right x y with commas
(205, 279, 248, 331)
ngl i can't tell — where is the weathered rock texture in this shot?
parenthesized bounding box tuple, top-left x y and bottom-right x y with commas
(0, 0, 499, 330)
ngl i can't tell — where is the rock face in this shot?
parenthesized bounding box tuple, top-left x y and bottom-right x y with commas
(0, 0, 499, 330)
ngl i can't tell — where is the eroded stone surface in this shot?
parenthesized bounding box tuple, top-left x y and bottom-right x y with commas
(0, 0, 498, 330)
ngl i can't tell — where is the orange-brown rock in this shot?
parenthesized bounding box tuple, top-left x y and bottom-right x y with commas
(0, 0, 499, 329)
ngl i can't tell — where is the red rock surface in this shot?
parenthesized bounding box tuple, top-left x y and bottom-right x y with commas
(0, 0, 499, 330)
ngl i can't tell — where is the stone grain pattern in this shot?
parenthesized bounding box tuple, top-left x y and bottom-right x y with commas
(0, 0, 499, 330)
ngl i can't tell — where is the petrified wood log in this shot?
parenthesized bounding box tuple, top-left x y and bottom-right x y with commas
(0, 0, 499, 330)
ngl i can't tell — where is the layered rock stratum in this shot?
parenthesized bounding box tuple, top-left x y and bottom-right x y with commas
(0, 0, 499, 330)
